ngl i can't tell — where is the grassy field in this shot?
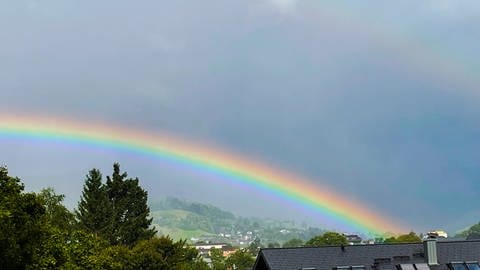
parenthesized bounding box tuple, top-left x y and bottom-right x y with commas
(151, 209, 215, 241)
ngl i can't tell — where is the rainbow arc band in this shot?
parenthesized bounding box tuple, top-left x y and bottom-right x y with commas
(0, 114, 406, 235)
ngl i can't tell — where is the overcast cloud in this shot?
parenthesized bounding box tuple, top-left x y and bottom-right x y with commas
(1, 0, 480, 233)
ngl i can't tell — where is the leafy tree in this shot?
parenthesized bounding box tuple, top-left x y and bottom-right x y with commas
(39, 187, 75, 231)
(118, 236, 208, 270)
(76, 168, 111, 237)
(105, 163, 156, 245)
(95, 244, 134, 270)
(267, 242, 281, 248)
(305, 231, 347, 247)
(210, 248, 226, 270)
(61, 230, 110, 270)
(0, 166, 48, 269)
(32, 188, 79, 270)
(225, 249, 256, 270)
(283, 238, 304, 248)
(384, 232, 421, 243)
(456, 223, 480, 240)
(248, 237, 262, 256)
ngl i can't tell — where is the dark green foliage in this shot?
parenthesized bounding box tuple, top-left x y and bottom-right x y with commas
(305, 231, 348, 247)
(131, 236, 208, 270)
(39, 187, 75, 231)
(456, 222, 480, 240)
(225, 249, 256, 270)
(0, 166, 47, 269)
(77, 163, 156, 245)
(179, 213, 214, 231)
(0, 165, 216, 269)
(248, 237, 262, 255)
(105, 163, 156, 245)
(76, 168, 111, 237)
(267, 242, 281, 248)
(282, 238, 304, 248)
(383, 232, 421, 243)
(210, 248, 226, 270)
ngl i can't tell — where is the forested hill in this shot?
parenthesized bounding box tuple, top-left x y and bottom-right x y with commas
(149, 197, 326, 246)
(151, 197, 235, 220)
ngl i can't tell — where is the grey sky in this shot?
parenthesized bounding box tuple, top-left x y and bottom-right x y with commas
(1, 0, 480, 233)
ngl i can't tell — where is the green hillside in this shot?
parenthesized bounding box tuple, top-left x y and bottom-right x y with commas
(150, 197, 325, 246)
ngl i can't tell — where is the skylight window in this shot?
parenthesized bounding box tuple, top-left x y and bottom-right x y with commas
(466, 262, 480, 270)
(450, 262, 468, 270)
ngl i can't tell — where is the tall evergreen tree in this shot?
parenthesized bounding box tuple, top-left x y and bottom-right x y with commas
(104, 163, 156, 245)
(77, 163, 155, 245)
(76, 168, 110, 237)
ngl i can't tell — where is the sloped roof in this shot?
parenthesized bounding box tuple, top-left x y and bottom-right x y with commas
(253, 240, 480, 270)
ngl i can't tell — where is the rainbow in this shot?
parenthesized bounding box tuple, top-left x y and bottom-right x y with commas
(0, 114, 406, 235)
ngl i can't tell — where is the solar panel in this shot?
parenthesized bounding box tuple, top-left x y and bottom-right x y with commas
(415, 263, 431, 270)
(466, 263, 480, 270)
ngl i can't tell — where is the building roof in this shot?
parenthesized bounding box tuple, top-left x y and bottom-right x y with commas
(253, 240, 480, 270)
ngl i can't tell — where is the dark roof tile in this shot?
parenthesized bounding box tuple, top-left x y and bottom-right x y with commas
(254, 240, 480, 270)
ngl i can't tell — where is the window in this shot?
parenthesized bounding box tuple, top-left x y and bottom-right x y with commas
(450, 262, 468, 270)
(466, 262, 480, 270)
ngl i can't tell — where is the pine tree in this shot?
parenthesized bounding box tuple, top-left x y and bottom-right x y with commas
(105, 163, 156, 245)
(76, 168, 110, 237)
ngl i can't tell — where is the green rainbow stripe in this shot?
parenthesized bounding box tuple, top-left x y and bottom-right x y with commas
(0, 114, 406, 235)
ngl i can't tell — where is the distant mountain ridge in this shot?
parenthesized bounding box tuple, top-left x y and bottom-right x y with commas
(149, 197, 325, 246)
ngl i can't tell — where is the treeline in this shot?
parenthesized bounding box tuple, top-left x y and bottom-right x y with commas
(153, 197, 235, 220)
(456, 223, 480, 240)
(0, 162, 425, 269)
(0, 164, 209, 269)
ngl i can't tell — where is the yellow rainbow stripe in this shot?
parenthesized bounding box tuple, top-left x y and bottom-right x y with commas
(0, 114, 406, 235)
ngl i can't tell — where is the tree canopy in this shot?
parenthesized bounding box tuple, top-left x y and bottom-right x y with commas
(456, 223, 480, 240)
(305, 231, 348, 247)
(0, 166, 48, 269)
(283, 238, 304, 248)
(383, 232, 422, 243)
(77, 163, 156, 245)
(0, 164, 208, 269)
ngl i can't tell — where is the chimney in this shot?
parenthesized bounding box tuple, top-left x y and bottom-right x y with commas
(423, 239, 438, 265)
